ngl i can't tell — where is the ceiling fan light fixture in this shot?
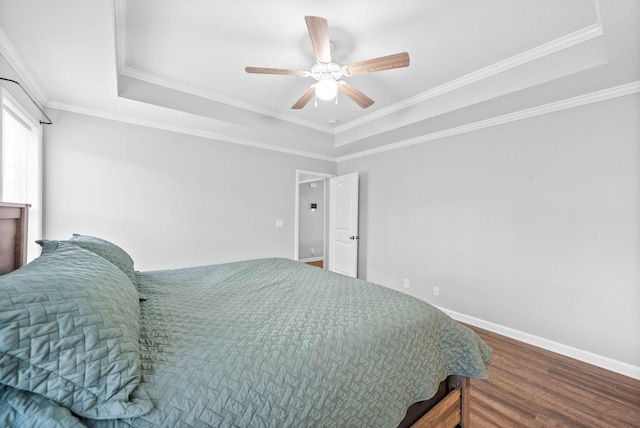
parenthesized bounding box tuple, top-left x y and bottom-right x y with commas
(246, 16, 410, 109)
(315, 77, 338, 101)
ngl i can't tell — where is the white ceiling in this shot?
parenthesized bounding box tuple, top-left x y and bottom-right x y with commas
(0, 0, 638, 160)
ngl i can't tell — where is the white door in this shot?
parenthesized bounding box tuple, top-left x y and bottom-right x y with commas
(329, 172, 359, 277)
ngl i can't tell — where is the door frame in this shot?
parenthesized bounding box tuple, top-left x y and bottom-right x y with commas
(294, 170, 335, 263)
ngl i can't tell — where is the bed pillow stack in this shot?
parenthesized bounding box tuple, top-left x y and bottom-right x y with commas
(0, 235, 152, 420)
(38, 234, 138, 286)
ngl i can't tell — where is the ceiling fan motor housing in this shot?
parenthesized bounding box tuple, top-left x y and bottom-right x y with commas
(308, 62, 345, 81)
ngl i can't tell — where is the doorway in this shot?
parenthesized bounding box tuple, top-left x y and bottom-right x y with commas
(295, 170, 334, 267)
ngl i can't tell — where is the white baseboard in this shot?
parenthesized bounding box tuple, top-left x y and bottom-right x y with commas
(299, 257, 324, 263)
(438, 306, 640, 381)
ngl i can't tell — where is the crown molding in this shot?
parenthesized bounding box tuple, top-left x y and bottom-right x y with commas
(0, 25, 49, 106)
(334, 22, 605, 135)
(337, 81, 640, 162)
(47, 99, 337, 163)
(118, 66, 334, 134)
(112, 0, 605, 144)
(112, 0, 334, 135)
(44, 81, 638, 164)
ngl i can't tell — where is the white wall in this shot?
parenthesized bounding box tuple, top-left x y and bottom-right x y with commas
(338, 94, 640, 371)
(41, 96, 639, 375)
(43, 109, 336, 270)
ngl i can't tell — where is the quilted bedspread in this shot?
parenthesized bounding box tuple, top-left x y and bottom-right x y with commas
(2, 257, 491, 427)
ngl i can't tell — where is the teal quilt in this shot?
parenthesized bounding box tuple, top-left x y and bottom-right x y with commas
(1, 256, 491, 427)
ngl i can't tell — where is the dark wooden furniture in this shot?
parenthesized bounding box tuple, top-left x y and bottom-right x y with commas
(401, 375, 470, 427)
(0, 202, 29, 275)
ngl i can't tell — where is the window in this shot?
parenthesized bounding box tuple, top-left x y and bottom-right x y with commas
(1, 92, 42, 262)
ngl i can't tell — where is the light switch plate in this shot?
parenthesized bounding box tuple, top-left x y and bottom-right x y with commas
(275, 219, 284, 229)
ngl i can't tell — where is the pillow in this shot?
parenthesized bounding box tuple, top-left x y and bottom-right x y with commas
(38, 234, 137, 286)
(0, 241, 153, 420)
(0, 384, 86, 428)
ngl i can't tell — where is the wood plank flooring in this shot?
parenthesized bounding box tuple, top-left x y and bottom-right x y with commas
(467, 325, 640, 427)
(305, 259, 324, 268)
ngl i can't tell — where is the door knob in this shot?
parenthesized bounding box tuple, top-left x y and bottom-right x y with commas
(349, 236, 359, 240)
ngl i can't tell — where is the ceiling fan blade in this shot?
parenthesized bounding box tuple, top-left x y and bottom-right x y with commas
(345, 52, 410, 76)
(291, 86, 316, 109)
(305, 16, 331, 63)
(245, 67, 306, 76)
(338, 82, 374, 108)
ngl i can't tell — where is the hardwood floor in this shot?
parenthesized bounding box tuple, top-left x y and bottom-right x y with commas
(305, 259, 324, 268)
(467, 325, 640, 427)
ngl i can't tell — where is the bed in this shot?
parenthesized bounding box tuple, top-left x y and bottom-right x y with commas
(0, 202, 491, 427)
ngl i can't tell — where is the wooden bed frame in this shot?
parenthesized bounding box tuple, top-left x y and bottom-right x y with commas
(0, 201, 29, 275)
(0, 201, 471, 427)
(401, 375, 470, 427)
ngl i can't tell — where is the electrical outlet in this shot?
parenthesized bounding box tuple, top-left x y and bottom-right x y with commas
(403, 279, 410, 289)
(433, 286, 439, 296)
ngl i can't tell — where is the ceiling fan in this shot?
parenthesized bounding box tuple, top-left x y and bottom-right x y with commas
(245, 16, 410, 110)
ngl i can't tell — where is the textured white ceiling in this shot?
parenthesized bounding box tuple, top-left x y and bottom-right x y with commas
(0, 0, 638, 159)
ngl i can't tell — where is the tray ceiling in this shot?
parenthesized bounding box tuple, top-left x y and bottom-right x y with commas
(0, 0, 638, 160)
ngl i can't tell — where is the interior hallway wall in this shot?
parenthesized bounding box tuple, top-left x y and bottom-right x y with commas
(298, 180, 324, 260)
